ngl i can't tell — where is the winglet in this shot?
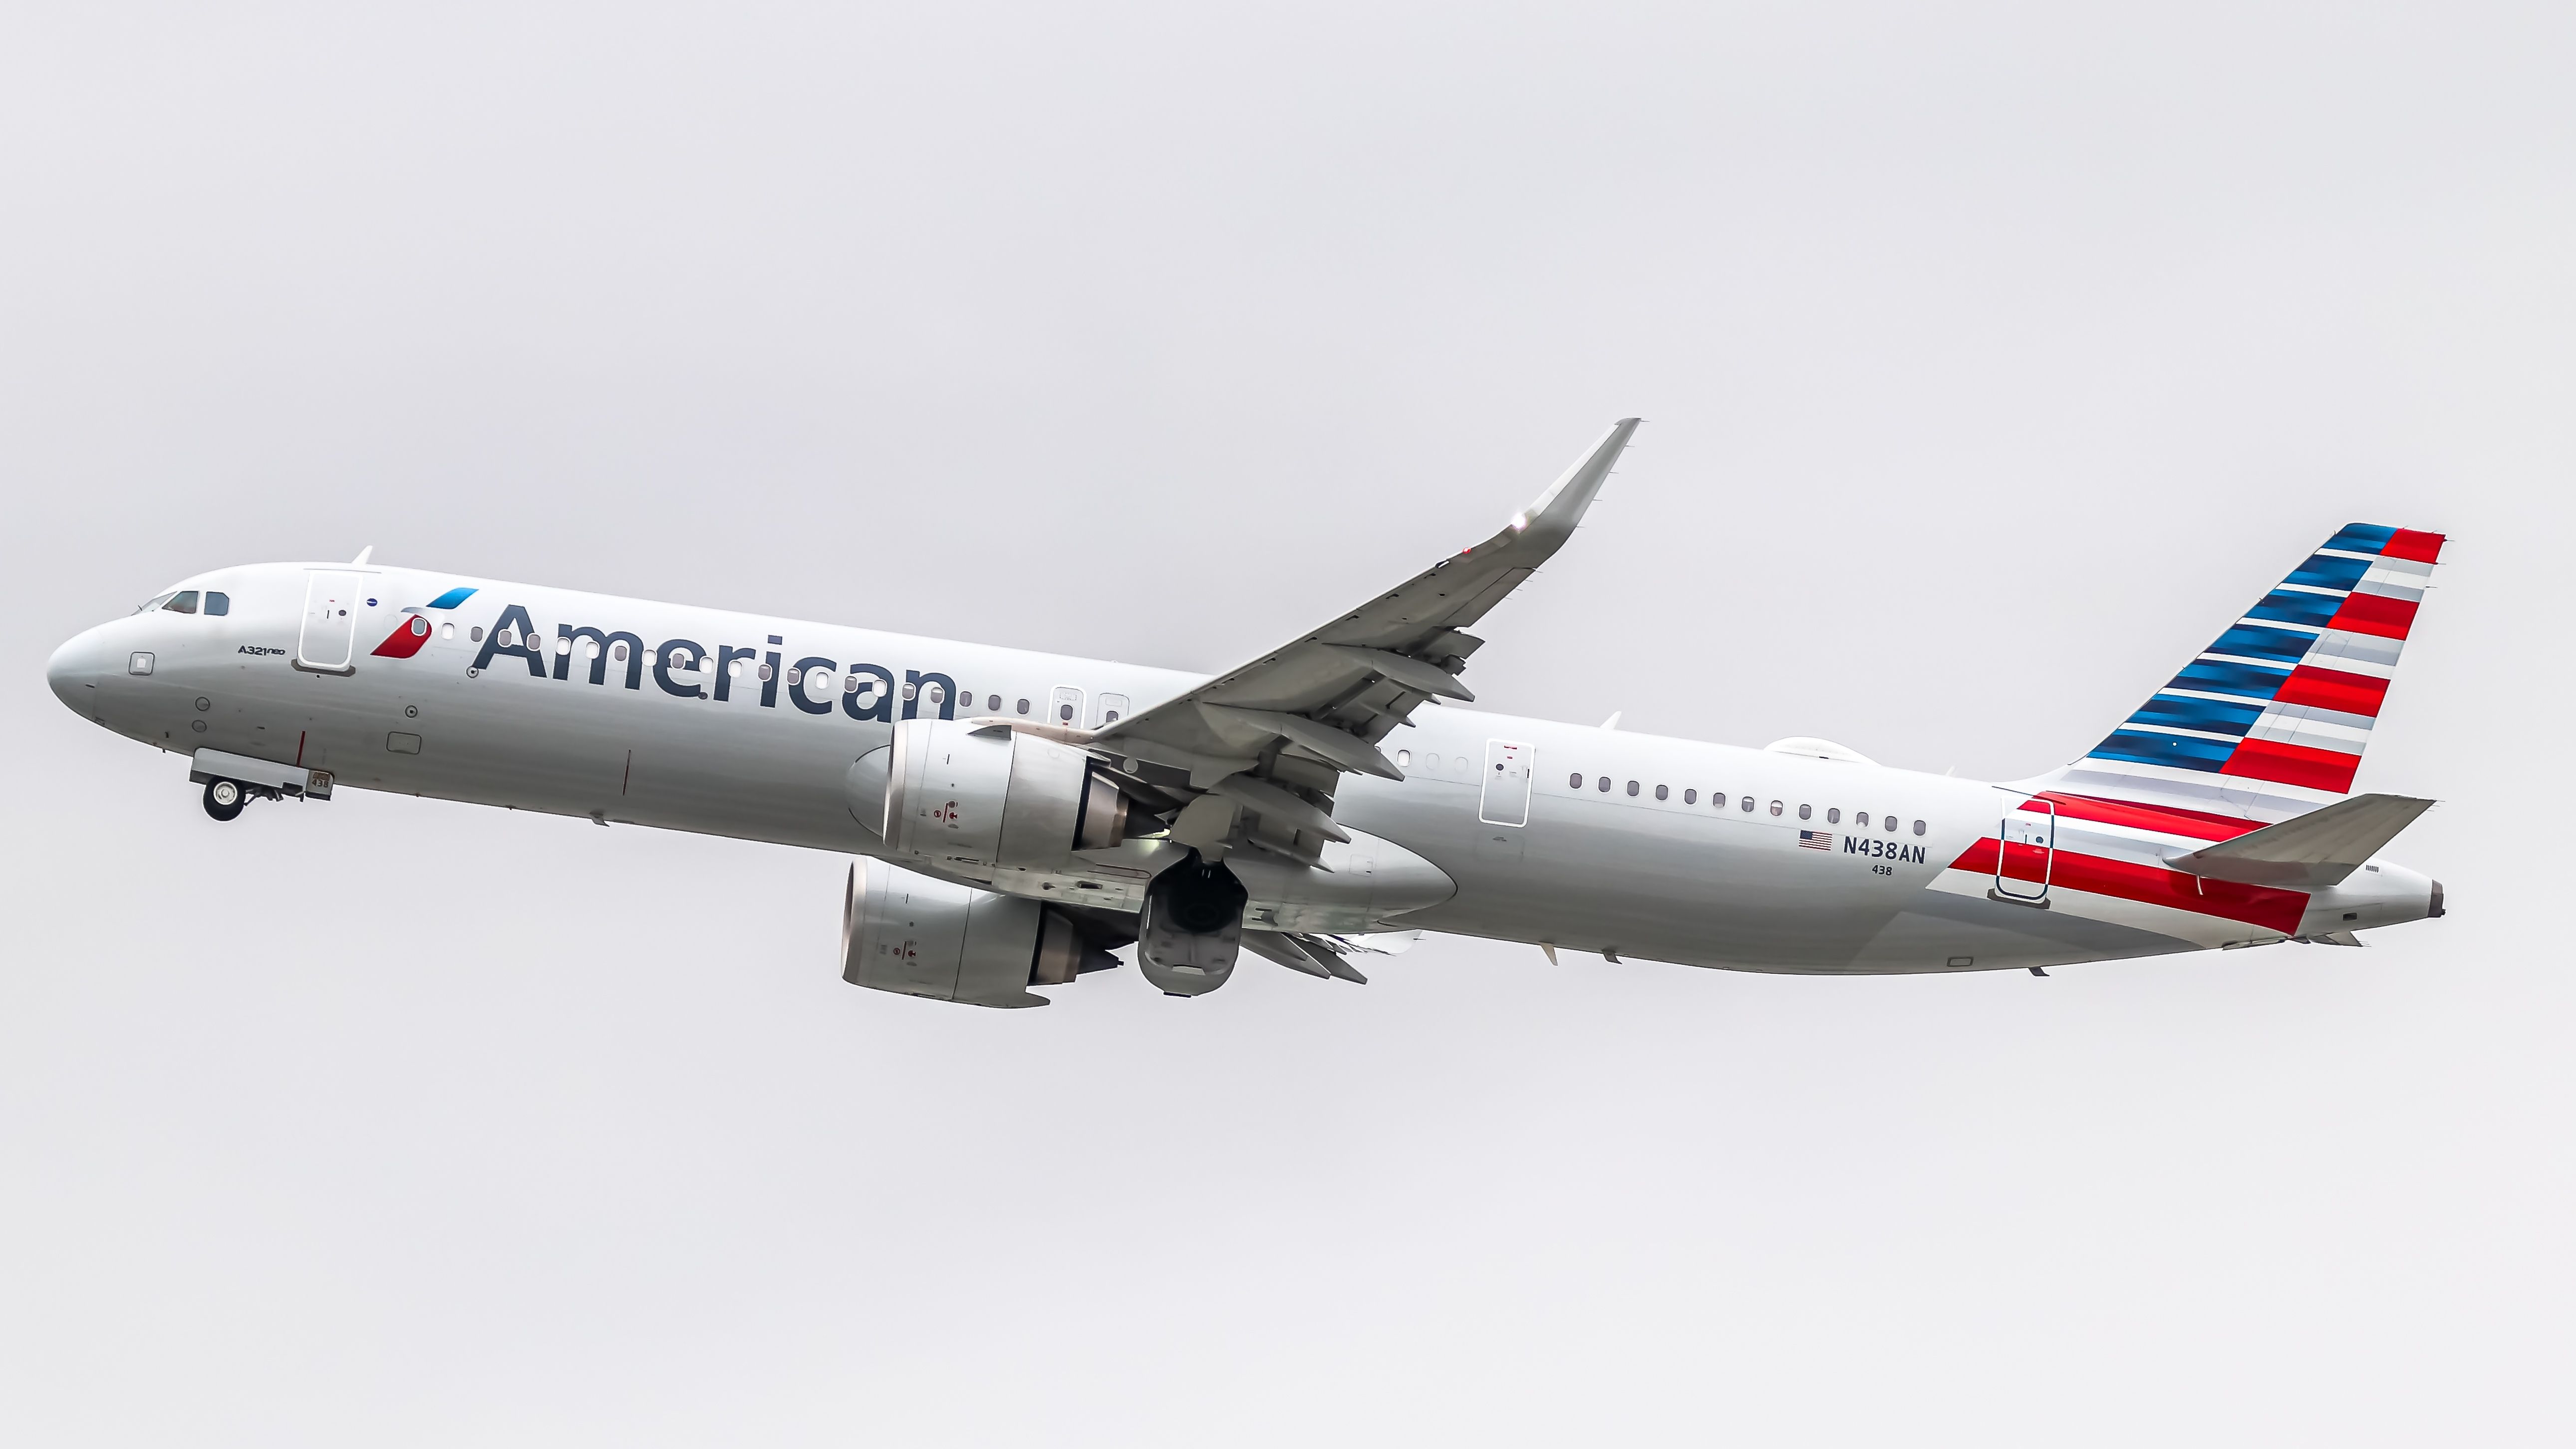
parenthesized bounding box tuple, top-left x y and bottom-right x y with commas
(1510, 417, 1640, 546)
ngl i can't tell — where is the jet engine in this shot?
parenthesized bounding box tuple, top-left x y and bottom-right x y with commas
(849, 719, 1145, 875)
(841, 858, 1122, 1008)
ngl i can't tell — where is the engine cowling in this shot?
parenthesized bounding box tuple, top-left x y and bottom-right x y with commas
(850, 719, 1138, 873)
(840, 858, 1120, 1008)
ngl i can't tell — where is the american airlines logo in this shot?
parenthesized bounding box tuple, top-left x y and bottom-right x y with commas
(461, 602, 972, 724)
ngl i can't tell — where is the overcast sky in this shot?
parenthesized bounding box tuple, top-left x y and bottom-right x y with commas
(3, 4, 2570, 1444)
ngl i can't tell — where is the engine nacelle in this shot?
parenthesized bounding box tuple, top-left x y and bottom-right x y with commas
(840, 858, 1120, 1008)
(853, 719, 1137, 874)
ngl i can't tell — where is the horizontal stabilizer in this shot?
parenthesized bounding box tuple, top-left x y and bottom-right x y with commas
(2169, 793, 2434, 889)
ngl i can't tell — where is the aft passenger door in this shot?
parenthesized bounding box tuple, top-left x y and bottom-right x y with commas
(296, 570, 363, 674)
(1479, 739, 1533, 827)
(1993, 795, 2056, 904)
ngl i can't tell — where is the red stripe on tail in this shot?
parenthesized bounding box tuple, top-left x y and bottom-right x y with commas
(2221, 738, 2361, 793)
(2272, 664, 2391, 717)
(2328, 591, 2419, 640)
(2379, 529, 2446, 564)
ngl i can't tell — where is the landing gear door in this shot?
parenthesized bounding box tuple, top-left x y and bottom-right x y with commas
(297, 570, 363, 673)
(1993, 794, 2056, 903)
(1478, 740, 1533, 827)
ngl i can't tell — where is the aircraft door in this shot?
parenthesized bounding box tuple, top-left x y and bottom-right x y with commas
(1478, 739, 1533, 827)
(1096, 693, 1130, 727)
(297, 571, 364, 673)
(1050, 686, 1083, 727)
(1993, 795, 2056, 903)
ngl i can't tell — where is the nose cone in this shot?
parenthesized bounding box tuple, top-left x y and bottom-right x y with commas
(46, 625, 111, 714)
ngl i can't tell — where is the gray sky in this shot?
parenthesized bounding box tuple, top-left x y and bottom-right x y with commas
(3, 3, 2569, 1443)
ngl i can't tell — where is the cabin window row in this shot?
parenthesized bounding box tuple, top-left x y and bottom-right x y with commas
(1566, 772, 1925, 835)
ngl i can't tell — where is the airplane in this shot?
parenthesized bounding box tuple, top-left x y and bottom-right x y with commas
(43, 420, 2447, 1005)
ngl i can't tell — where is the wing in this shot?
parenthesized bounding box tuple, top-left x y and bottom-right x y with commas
(1082, 418, 1640, 865)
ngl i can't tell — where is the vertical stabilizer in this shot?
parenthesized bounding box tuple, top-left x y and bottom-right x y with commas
(2030, 524, 2446, 822)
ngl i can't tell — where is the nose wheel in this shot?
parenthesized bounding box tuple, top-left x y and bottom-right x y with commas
(202, 778, 247, 822)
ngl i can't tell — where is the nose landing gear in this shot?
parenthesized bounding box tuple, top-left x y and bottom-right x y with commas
(202, 778, 247, 822)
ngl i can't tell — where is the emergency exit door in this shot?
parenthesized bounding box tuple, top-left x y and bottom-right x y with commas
(297, 571, 363, 673)
(1479, 740, 1533, 827)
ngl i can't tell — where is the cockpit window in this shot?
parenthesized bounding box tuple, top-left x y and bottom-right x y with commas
(205, 591, 230, 616)
(163, 591, 199, 614)
(136, 592, 177, 614)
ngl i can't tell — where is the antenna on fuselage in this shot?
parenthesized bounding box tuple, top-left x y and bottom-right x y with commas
(351, 546, 374, 566)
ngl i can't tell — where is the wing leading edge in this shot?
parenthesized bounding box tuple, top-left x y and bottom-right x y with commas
(1072, 417, 1640, 866)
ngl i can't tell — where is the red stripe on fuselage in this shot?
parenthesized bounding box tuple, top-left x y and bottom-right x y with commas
(2220, 737, 2361, 793)
(1948, 838, 2308, 935)
(2016, 792, 2267, 841)
(2272, 664, 2390, 717)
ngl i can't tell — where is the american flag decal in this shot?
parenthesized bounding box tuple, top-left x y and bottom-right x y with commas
(1797, 830, 1833, 851)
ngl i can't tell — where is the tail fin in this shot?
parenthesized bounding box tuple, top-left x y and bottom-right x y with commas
(2032, 524, 2447, 822)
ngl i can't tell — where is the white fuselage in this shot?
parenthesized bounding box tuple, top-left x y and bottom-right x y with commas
(47, 562, 2442, 974)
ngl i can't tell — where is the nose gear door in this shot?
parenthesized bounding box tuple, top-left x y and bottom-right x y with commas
(296, 571, 364, 674)
(1993, 794, 2057, 904)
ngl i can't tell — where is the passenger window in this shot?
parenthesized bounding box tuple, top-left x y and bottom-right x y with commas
(204, 591, 230, 616)
(988, 694, 1002, 712)
(1655, 785, 1668, 801)
(1569, 772, 1583, 788)
(1769, 801, 1783, 816)
(1397, 750, 1412, 768)
(1826, 808, 1840, 825)
(164, 591, 199, 614)
(1797, 804, 1812, 820)
(1597, 777, 1610, 792)
(1913, 819, 1927, 836)
(471, 626, 484, 642)
(1885, 815, 1897, 833)
(1684, 789, 1697, 804)
(1017, 698, 1030, 714)
(1856, 812, 1869, 827)
(1740, 796, 1753, 812)
(612, 641, 627, 660)
(1626, 780, 1639, 797)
